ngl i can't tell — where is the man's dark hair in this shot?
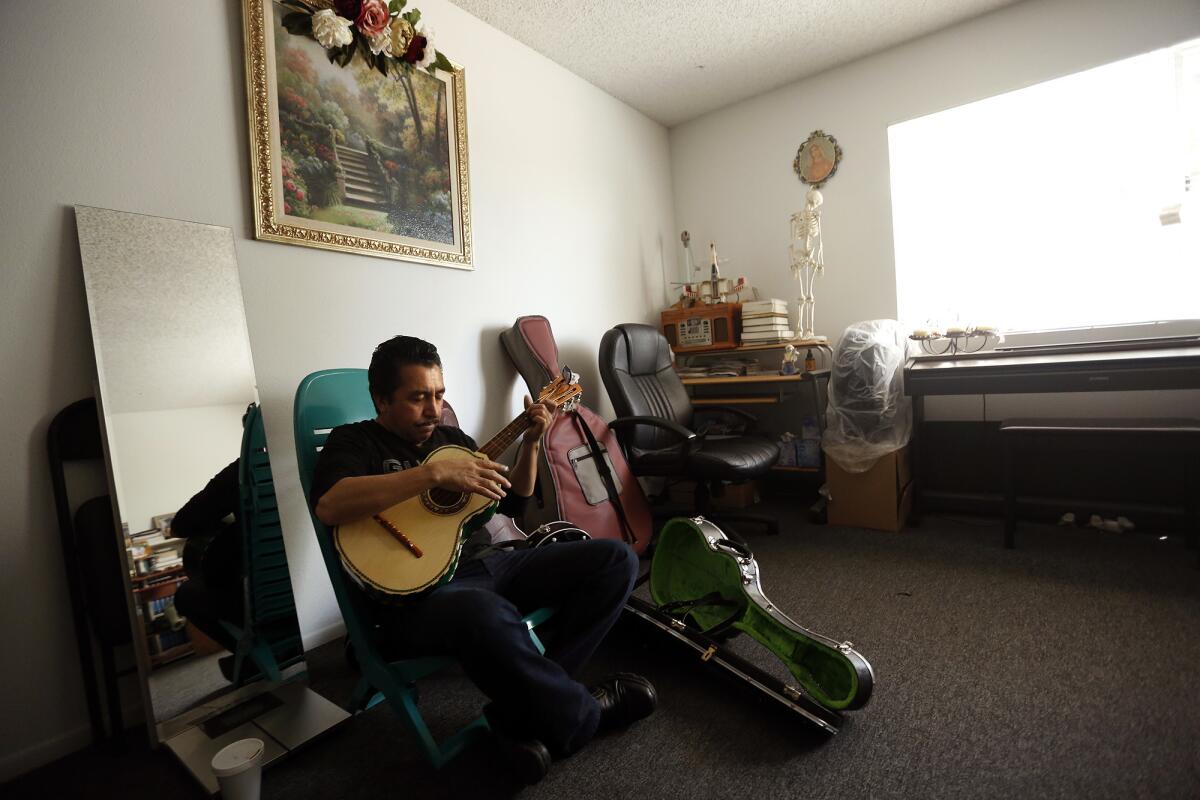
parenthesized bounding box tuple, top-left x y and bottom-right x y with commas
(368, 335, 442, 412)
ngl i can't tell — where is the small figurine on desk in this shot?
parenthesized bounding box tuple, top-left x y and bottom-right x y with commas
(671, 234, 746, 307)
(780, 344, 799, 375)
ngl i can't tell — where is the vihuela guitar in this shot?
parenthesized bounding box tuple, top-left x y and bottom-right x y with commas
(334, 371, 582, 602)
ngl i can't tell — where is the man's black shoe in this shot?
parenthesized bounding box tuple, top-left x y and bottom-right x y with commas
(494, 733, 551, 785)
(591, 672, 657, 731)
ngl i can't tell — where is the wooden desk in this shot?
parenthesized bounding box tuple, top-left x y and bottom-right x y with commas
(679, 369, 830, 475)
(905, 343, 1200, 520)
(676, 337, 830, 357)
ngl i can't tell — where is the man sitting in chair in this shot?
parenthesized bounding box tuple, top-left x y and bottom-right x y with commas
(172, 459, 253, 683)
(310, 335, 656, 779)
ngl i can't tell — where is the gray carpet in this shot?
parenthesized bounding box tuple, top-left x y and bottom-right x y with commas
(8, 504, 1199, 799)
(149, 652, 228, 722)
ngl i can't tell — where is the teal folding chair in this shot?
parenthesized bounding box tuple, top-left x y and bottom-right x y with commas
(220, 404, 305, 685)
(293, 368, 553, 768)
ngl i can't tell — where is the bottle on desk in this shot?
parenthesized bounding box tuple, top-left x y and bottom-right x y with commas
(804, 349, 816, 372)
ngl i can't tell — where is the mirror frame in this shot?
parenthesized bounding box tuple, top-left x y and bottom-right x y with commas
(74, 205, 293, 744)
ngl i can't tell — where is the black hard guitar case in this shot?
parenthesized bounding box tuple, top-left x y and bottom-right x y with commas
(627, 516, 874, 733)
(500, 316, 652, 554)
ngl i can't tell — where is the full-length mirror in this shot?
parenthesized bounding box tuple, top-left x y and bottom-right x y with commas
(74, 206, 306, 745)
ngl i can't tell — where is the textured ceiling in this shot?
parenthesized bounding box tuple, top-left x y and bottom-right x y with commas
(452, 0, 1023, 126)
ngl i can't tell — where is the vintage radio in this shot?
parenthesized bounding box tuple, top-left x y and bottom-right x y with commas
(661, 302, 741, 353)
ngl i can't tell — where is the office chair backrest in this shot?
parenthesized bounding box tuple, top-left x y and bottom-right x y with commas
(599, 323, 695, 451)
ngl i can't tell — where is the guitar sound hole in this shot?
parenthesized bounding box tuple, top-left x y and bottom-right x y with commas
(423, 488, 469, 515)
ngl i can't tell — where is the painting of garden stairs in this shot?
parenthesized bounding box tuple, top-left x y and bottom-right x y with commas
(337, 145, 388, 212)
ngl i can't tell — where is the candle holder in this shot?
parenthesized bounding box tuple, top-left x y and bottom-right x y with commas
(909, 326, 1000, 356)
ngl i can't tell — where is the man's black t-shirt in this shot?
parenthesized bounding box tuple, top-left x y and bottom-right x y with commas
(310, 420, 528, 568)
(173, 459, 240, 537)
(173, 459, 242, 593)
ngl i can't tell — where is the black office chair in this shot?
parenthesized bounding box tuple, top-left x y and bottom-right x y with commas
(598, 323, 780, 536)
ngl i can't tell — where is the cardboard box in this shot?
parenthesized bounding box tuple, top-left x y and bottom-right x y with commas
(826, 445, 912, 532)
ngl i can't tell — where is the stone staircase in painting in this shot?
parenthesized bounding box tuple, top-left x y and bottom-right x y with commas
(336, 145, 389, 212)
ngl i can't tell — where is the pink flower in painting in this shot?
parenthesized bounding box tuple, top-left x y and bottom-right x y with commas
(295, 189, 306, 202)
(285, 202, 293, 214)
(285, 180, 296, 192)
(355, 0, 390, 39)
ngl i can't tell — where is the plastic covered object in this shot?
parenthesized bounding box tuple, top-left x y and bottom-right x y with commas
(822, 320, 912, 473)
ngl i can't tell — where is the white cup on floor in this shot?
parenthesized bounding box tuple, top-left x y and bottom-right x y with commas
(211, 737, 265, 800)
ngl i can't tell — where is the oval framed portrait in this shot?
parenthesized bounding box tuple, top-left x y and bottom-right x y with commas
(793, 130, 842, 187)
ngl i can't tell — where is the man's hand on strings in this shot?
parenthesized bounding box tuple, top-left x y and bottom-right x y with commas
(426, 458, 511, 501)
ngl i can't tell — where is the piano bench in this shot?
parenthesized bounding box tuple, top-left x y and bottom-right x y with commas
(999, 418, 1200, 551)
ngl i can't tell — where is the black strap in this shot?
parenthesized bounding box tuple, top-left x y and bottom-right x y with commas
(575, 411, 638, 545)
(658, 591, 743, 638)
(531, 460, 546, 510)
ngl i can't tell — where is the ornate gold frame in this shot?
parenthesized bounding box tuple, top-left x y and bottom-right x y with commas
(793, 130, 842, 188)
(242, 0, 473, 269)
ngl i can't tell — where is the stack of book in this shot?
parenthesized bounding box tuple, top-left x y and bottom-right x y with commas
(129, 528, 185, 575)
(705, 357, 755, 377)
(674, 356, 764, 379)
(674, 364, 710, 379)
(741, 299, 794, 343)
(152, 551, 184, 573)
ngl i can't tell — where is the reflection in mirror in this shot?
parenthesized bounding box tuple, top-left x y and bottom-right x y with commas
(74, 207, 305, 741)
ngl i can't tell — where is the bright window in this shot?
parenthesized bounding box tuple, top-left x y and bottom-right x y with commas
(888, 39, 1200, 339)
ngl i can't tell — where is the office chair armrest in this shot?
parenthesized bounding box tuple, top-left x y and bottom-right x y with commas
(608, 415, 697, 442)
(608, 416, 704, 471)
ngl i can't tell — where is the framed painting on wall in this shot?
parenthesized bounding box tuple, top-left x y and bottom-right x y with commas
(242, 0, 472, 269)
(793, 130, 841, 188)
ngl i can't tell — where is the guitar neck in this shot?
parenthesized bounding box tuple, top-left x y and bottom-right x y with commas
(477, 412, 534, 460)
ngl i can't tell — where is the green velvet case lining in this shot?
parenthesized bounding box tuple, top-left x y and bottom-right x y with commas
(650, 519, 860, 710)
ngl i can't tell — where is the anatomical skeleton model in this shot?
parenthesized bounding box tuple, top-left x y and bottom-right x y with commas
(789, 187, 824, 338)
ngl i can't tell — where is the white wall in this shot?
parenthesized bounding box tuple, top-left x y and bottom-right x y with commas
(9, 0, 1199, 783)
(0, 0, 674, 780)
(670, 0, 1200, 420)
(107, 405, 247, 534)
